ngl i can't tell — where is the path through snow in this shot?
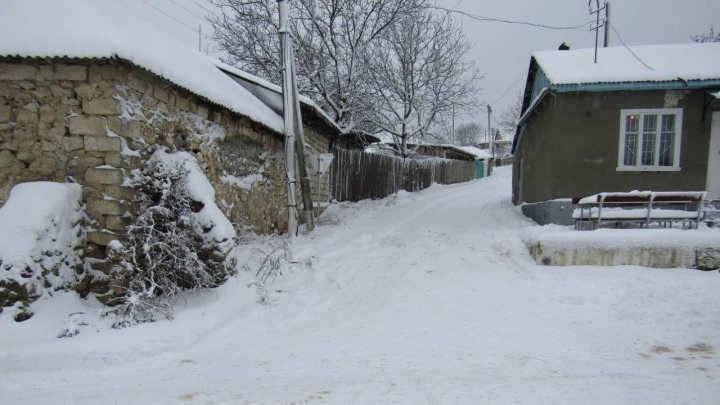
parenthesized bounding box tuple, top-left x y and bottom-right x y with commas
(1, 167, 719, 404)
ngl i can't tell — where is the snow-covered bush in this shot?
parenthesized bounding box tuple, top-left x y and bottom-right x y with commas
(0, 182, 84, 321)
(109, 149, 236, 326)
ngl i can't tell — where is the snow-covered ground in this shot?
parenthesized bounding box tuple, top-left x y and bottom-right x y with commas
(2, 167, 719, 404)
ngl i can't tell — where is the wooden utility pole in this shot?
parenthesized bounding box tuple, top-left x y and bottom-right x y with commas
(278, 0, 298, 237)
(277, 0, 314, 236)
(589, 0, 607, 63)
(604, 1, 610, 47)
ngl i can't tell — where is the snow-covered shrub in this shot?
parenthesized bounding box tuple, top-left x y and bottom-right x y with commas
(233, 235, 291, 305)
(0, 182, 84, 321)
(109, 149, 236, 326)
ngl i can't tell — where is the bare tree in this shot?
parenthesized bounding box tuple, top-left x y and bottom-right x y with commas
(691, 26, 720, 43)
(454, 122, 483, 146)
(494, 92, 523, 140)
(364, 9, 481, 156)
(209, 0, 422, 130)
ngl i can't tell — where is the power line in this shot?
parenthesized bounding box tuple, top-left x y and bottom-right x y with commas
(169, 0, 207, 20)
(141, 0, 199, 32)
(492, 73, 525, 106)
(186, 0, 214, 14)
(426, 5, 594, 31)
(609, 23, 655, 71)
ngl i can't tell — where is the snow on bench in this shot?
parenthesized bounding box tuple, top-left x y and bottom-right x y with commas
(573, 191, 705, 230)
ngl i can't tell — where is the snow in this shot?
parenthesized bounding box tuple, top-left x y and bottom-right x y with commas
(533, 42, 720, 85)
(220, 173, 265, 191)
(2, 167, 720, 404)
(0, 0, 284, 134)
(150, 149, 236, 251)
(0, 182, 83, 307)
(456, 145, 492, 159)
(525, 226, 720, 249)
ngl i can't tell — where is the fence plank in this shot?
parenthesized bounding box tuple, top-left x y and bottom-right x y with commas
(330, 149, 475, 202)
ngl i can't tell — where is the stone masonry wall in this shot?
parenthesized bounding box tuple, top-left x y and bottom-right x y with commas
(0, 58, 291, 298)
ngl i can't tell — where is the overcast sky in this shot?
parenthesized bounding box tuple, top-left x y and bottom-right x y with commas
(122, 0, 719, 123)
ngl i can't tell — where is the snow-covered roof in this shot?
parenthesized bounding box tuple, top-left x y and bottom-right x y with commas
(0, 0, 284, 134)
(533, 43, 720, 85)
(456, 146, 491, 159)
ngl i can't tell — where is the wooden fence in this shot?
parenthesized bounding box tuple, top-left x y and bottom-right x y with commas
(330, 149, 475, 202)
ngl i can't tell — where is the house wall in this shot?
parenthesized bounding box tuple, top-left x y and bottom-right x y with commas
(0, 58, 293, 297)
(513, 90, 715, 204)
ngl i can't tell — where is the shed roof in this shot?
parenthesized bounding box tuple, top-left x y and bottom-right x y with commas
(533, 43, 720, 86)
(0, 0, 284, 134)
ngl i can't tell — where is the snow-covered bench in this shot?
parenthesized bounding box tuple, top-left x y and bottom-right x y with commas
(572, 191, 705, 230)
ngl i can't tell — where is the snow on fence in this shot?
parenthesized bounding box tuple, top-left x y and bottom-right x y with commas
(330, 148, 475, 202)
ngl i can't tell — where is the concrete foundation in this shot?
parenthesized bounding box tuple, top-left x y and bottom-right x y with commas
(521, 199, 574, 226)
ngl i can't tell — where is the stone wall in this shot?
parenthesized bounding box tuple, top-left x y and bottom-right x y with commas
(0, 57, 304, 297)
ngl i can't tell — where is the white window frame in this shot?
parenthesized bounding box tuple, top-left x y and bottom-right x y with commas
(617, 108, 682, 172)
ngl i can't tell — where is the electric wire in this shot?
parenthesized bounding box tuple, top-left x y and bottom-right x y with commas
(426, 5, 594, 31)
(169, 0, 207, 20)
(140, 0, 198, 32)
(609, 23, 655, 71)
(491, 73, 525, 106)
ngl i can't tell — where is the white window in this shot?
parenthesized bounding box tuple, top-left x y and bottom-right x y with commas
(617, 108, 682, 171)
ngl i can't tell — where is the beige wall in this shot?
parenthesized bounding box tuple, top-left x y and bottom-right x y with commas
(0, 58, 298, 285)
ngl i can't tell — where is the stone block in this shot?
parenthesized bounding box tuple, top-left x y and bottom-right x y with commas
(39, 125, 66, 141)
(107, 116, 122, 135)
(122, 120, 143, 140)
(39, 105, 60, 123)
(0, 150, 17, 168)
(104, 185, 133, 201)
(16, 110, 38, 124)
(40, 141, 56, 152)
(127, 73, 151, 94)
(83, 98, 121, 116)
(55, 65, 87, 81)
(28, 158, 58, 175)
(104, 152, 122, 167)
(175, 96, 191, 111)
(50, 85, 74, 98)
(0, 105, 10, 123)
(84, 136, 121, 152)
(87, 199, 123, 216)
(68, 155, 104, 169)
(104, 216, 125, 231)
(18, 81, 35, 90)
(153, 85, 170, 104)
(85, 167, 122, 185)
(89, 65, 123, 81)
(63, 136, 84, 151)
(69, 116, 105, 136)
(197, 105, 209, 119)
(0, 64, 37, 81)
(61, 98, 81, 107)
(37, 65, 54, 81)
(87, 231, 117, 247)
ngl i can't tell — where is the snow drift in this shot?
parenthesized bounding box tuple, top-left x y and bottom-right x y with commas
(0, 182, 84, 320)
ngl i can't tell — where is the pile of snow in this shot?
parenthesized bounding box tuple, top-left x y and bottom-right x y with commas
(533, 42, 720, 85)
(523, 226, 720, 250)
(0, 182, 84, 320)
(1, 168, 720, 403)
(0, 0, 284, 134)
(149, 149, 236, 255)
